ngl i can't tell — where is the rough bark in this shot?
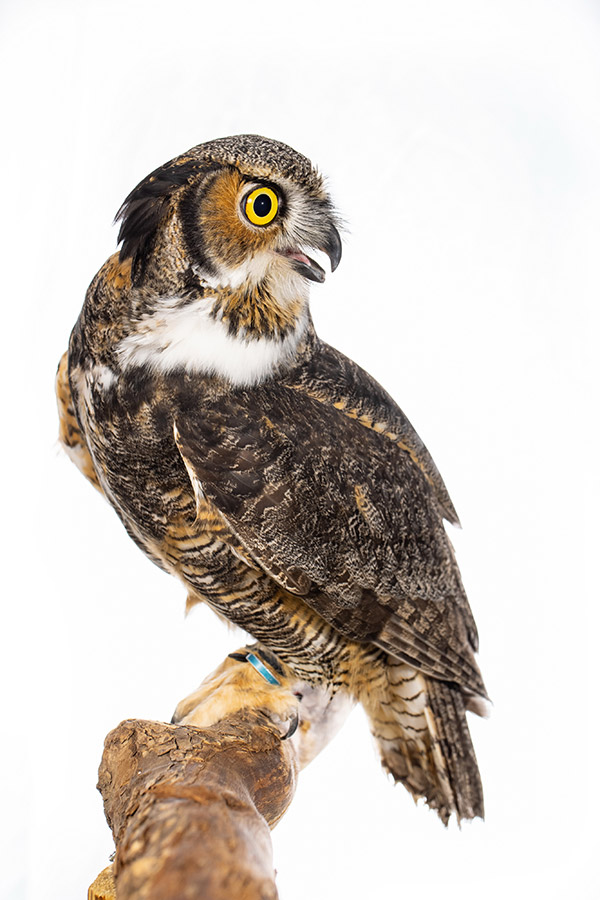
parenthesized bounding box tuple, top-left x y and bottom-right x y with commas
(95, 710, 298, 900)
(88, 865, 115, 900)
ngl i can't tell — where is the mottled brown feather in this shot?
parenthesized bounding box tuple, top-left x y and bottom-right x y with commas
(173, 327, 484, 698)
(60, 133, 486, 824)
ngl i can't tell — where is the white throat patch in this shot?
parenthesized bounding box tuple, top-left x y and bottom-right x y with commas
(115, 295, 308, 387)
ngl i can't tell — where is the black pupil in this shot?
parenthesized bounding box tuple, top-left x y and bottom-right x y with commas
(254, 192, 272, 218)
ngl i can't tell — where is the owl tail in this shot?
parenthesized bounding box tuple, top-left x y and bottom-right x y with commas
(361, 659, 484, 824)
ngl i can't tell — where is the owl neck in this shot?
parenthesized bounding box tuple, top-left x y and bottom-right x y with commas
(114, 272, 311, 388)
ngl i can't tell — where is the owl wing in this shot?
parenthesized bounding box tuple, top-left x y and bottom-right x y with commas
(56, 351, 103, 491)
(286, 336, 461, 527)
(174, 339, 485, 698)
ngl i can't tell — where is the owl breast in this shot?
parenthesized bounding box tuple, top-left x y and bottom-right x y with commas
(114, 292, 310, 388)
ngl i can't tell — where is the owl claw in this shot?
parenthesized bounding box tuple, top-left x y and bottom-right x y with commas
(257, 703, 300, 740)
(280, 709, 299, 740)
(173, 646, 301, 740)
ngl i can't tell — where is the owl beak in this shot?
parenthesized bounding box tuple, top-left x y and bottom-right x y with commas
(278, 224, 342, 283)
(284, 251, 327, 283)
(320, 223, 342, 273)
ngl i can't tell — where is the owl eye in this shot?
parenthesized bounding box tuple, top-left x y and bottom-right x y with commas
(244, 186, 279, 226)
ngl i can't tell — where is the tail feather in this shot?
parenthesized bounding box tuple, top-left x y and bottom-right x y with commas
(362, 658, 484, 824)
(426, 679, 484, 821)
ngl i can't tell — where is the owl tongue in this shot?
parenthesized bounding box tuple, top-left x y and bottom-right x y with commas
(287, 251, 312, 266)
(280, 248, 327, 283)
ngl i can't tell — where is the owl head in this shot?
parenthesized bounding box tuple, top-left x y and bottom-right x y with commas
(115, 134, 342, 295)
(110, 136, 342, 384)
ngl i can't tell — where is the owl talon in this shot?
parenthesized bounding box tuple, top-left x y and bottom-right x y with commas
(173, 646, 300, 740)
(280, 709, 299, 740)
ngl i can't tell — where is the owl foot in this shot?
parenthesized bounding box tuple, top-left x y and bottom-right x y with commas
(172, 645, 301, 740)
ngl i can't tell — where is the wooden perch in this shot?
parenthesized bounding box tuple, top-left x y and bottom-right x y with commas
(89, 645, 353, 898)
(94, 711, 298, 900)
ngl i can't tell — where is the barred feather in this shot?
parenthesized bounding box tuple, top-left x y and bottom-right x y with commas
(362, 659, 483, 824)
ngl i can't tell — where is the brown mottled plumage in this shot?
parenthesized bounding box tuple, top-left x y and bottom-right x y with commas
(58, 134, 487, 823)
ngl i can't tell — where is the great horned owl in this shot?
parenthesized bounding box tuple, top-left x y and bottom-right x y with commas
(57, 134, 487, 823)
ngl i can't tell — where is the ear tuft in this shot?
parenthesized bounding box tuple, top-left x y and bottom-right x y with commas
(115, 158, 202, 277)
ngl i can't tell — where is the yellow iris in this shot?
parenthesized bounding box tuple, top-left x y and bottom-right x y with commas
(244, 187, 279, 226)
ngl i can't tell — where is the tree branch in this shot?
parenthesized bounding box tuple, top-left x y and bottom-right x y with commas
(89, 645, 353, 899)
(95, 711, 298, 899)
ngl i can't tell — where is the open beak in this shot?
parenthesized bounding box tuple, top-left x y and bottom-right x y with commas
(278, 223, 342, 283)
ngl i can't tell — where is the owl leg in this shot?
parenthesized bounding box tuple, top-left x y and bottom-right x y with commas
(356, 655, 483, 824)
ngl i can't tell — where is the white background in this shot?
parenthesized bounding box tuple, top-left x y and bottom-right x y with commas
(1, 0, 599, 897)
